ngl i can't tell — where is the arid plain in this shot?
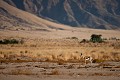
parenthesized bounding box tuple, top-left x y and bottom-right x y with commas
(0, 0, 120, 80)
(0, 28, 120, 80)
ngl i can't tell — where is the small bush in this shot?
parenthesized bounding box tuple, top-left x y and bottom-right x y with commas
(90, 34, 103, 43)
(0, 39, 22, 44)
(80, 39, 89, 43)
(71, 37, 78, 40)
(66, 37, 78, 40)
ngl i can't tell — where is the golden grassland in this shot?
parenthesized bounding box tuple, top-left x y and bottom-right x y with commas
(0, 29, 120, 63)
(0, 37, 120, 63)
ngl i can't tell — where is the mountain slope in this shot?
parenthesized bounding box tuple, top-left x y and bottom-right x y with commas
(0, 0, 71, 30)
(4, 0, 120, 29)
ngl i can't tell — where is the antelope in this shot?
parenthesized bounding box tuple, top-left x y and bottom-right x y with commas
(80, 53, 93, 64)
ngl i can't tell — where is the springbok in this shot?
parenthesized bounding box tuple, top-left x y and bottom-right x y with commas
(80, 53, 93, 64)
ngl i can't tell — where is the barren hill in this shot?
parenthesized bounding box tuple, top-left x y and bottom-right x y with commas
(0, 0, 72, 30)
(4, 0, 120, 29)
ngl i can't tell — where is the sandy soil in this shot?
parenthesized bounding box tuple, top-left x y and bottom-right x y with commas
(0, 61, 120, 80)
(0, 28, 120, 39)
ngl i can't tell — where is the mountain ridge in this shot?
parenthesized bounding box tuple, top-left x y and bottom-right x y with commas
(0, 0, 72, 30)
(3, 0, 120, 30)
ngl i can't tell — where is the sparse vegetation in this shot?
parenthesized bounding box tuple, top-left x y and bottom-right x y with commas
(90, 34, 103, 43)
(80, 34, 105, 43)
(71, 37, 78, 40)
(0, 38, 23, 44)
(80, 39, 89, 43)
(66, 37, 78, 40)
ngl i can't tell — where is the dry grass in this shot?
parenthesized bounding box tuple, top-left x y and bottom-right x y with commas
(92, 59, 104, 63)
(0, 34, 120, 63)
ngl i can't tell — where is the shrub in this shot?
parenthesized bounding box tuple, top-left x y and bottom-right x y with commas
(80, 39, 88, 43)
(0, 39, 22, 44)
(10, 39, 19, 44)
(90, 34, 103, 43)
(71, 37, 78, 40)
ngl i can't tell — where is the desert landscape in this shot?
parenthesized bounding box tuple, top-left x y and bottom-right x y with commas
(0, 0, 120, 80)
(0, 28, 120, 80)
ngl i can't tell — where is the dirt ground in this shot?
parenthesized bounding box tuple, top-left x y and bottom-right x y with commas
(0, 61, 120, 80)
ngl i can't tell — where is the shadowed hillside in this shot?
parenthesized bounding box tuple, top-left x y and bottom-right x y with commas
(4, 0, 120, 29)
(0, 0, 72, 30)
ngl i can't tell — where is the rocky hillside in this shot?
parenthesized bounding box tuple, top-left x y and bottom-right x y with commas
(0, 0, 72, 30)
(3, 0, 120, 29)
